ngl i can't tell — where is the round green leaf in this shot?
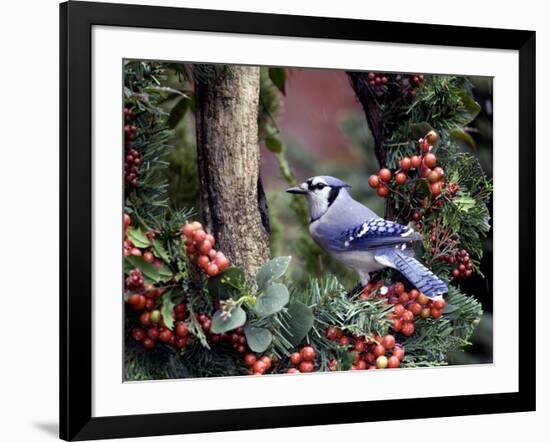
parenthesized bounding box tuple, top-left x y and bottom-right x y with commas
(210, 307, 246, 334)
(255, 283, 289, 317)
(256, 257, 291, 291)
(244, 325, 273, 352)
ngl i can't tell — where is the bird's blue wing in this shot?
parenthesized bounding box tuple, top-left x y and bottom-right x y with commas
(324, 218, 421, 252)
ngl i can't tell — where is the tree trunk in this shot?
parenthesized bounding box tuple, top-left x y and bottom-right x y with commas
(194, 65, 270, 280)
(347, 71, 395, 219)
(347, 72, 386, 168)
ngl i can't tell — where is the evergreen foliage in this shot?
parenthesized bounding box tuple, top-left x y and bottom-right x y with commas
(124, 62, 490, 380)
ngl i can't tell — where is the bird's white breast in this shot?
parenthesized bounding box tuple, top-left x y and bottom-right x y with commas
(331, 250, 385, 274)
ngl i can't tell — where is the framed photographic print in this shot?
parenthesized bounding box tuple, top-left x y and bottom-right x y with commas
(60, 1, 536, 440)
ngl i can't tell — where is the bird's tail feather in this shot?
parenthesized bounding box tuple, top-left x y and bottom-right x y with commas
(382, 248, 447, 297)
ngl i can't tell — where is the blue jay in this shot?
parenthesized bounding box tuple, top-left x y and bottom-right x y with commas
(286, 175, 447, 298)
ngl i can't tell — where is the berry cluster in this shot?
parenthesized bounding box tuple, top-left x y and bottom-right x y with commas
(124, 107, 140, 192)
(124, 148, 141, 191)
(126, 268, 144, 291)
(445, 182, 460, 199)
(367, 72, 389, 87)
(130, 301, 191, 350)
(182, 221, 230, 277)
(244, 353, 274, 375)
(387, 283, 446, 334)
(368, 131, 445, 198)
(366, 72, 425, 98)
(287, 346, 317, 373)
(451, 249, 473, 279)
(326, 327, 405, 370)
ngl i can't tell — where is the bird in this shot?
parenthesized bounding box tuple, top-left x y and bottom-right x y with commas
(286, 175, 447, 298)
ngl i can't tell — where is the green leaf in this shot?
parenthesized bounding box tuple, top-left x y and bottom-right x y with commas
(268, 67, 286, 95)
(410, 122, 435, 140)
(152, 239, 170, 263)
(244, 324, 273, 352)
(454, 195, 476, 212)
(265, 136, 283, 153)
(127, 226, 150, 248)
(255, 283, 289, 317)
(457, 90, 481, 124)
(256, 256, 291, 291)
(450, 128, 477, 150)
(207, 267, 246, 299)
(282, 302, 314, 346)
(211, 307, 246, 334)
(160, 293, 175, 330)
(167, 97, 190, 129)
(125, 255, 172, 283)
(442, 303, 459, 314)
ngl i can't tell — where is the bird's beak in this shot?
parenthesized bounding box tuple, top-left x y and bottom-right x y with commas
(286, 185, 307, 194)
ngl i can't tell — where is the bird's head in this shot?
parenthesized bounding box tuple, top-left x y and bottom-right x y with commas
(286, 176, 351, 221)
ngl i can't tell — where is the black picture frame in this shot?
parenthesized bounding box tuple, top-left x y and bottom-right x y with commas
(60, 1, 536, 440)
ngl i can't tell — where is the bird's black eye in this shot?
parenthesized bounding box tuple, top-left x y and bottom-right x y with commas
(315, 183, 326, 190)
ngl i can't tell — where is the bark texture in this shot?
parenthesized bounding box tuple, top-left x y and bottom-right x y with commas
(194, 65, 270, 279)
(347, 72, 387, 168)
(347, 71, 395, 219)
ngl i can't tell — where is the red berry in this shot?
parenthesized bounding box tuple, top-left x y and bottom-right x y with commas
(373, 344, 386, 357)
(420, 139, 431, 153)
(431, 308, 443, 319)
(409, 302, 423, 316)
(381, 334, 396, 350)
(197, 255, 210, 269)
(147, 326, 159, 340)
(173, 323, 187, 338)
(400, 157, 412, 170)
(393, 304, 405, 316)
(377, 186, 389, 197)
(206, 263, 219, 277)
(423, 153, 437, 168)
(402, 310, 414, 323)
(433, 298, 446, 310)
(398, 292, 409, 304)
(393, 318, 403, 332)
(339, 335, 351, 346)
(142, 338, 156, 349)
(411, 155, 422, 168)
(287, 368, 300, 374)
(299, 361, 314, 373)
(379, 168, 392, 182)
(388, 356, 400, 368)
(214, 254, 230, 271)
(139, 311, 151, 326)
(409, 289, 420, 300)
(193, 229, 206, 243)
(300, 346, 316, 362)
(260, 356, 272, 370)
(393, 346, 405, 361)
(395, 172, 407, 185)
(401, 323, 415, 336)
(159, 329, 173, 343)
(326, 326, 338, 340)
(131, 327, 145, 341)
(394, 282, 405, 294)
(128, 294, 141, 306)
(124, 214, 131, 229)
(368, 174, 380, 188)
(199, 240, 212, 255)
(430, 182, 442, 196)
(205, 233, 215, 246)
(253, 360, 267, 374)
(182, 223, 195, 237)
(290, 352, 302, 365)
